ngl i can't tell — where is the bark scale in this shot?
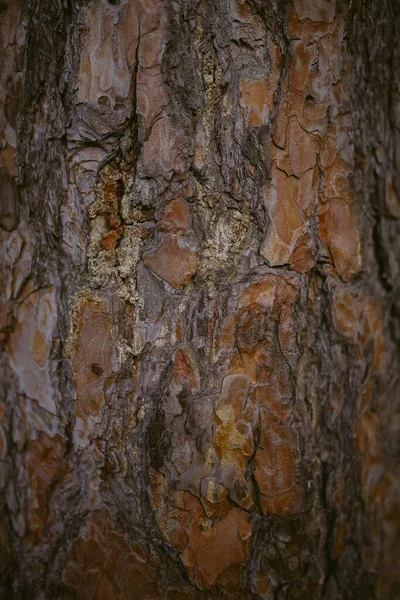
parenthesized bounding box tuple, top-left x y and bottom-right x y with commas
(0, 0, 399, 598)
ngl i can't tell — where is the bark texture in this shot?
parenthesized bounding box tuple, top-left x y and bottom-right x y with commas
(1, 0, 400, 598)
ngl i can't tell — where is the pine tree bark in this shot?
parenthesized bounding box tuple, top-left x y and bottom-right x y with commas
(1, 0, 400, 598)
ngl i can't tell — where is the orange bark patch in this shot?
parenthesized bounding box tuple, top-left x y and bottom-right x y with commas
(32, 329, 49, 366)
(215, 375, 256, 509)
(160, 195, 190, 232)
(145, 234, 198, 288)
(277, 118, 317, 177)
(331, 287, 385, 372)
(151, 475, 251, 590)
(323, 156, 355, 205)
(172, 346, 200, 391)
(357, 300, 385, 372)
(26, 432, 63, 542)
(232, 276, 300, 370)
(239, 78, 271, 126)
(331, 288, 360, 338)
(71, 299, 113, 422)
(62, 510, 166, 599)
(255, 408, 302, 517)
(99, 229, 119, 251)
(261, 167, 316, 271)
(290, 42, 316, 93)
(142, 116, 179, 177)
(7, 287, 57, 415)
(170, 491, 251, 590)
(77, 0, 138, 107)
(354, 409, 383, 508)
(194, 505, 252, 589)
(239, 276, 298, 310)
(292, 0, 336, 24)
(97, 176, 122, 214)
(319, 199, 362, 281)
(236, 305, 266, 352)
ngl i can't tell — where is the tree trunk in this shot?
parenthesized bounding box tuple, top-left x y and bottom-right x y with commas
(1, 0, 400, 598)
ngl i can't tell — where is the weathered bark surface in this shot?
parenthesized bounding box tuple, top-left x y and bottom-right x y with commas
(1, 0, 400, 598)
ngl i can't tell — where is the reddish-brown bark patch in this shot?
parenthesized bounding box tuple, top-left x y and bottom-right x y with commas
(62, 510, 166, 599)
(145, 234, 198, 288)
